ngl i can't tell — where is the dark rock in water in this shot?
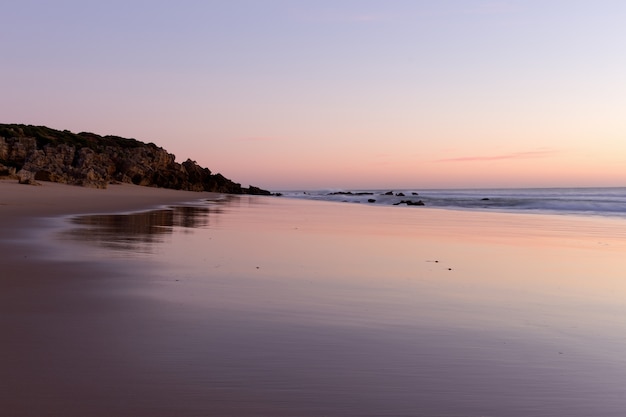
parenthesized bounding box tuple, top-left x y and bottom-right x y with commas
(383, 191, 394, 196)
(367, 199, 376, 203)
(412, 192, 419, 196)
(396, 192, 405, 197)
(0, 124, 270, 194)
(327, 191, 374, 196)
(481, 198, 490, 201)
(407, 200, 425, 206)
(393, 200, 425, 206)
(273, 192, 283, 197)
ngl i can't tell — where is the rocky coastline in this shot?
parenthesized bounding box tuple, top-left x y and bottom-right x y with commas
(0, 124, 269, 195)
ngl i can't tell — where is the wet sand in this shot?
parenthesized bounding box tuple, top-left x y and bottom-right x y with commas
(0, 178, 216, 289)
(0, 180, 217, 416)
(3, 180, 626, 416)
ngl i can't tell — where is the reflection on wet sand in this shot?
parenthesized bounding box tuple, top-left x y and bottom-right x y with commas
(63, 202, 220, 253)
(29, 197, 626, 416)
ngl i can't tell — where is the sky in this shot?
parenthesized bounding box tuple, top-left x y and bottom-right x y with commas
(2, 0, 625, 190)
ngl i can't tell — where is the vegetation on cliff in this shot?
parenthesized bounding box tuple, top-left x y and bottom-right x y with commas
(0, 124, 270, 194)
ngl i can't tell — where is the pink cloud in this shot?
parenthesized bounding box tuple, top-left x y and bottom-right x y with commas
(437, 149, 557, 163)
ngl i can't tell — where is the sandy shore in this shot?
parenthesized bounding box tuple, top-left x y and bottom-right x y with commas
(0, 179, 216, 232)
(1, 178, 217, 288)
(0, 180, 219, 416)
(3, 179, 626, 416)
(1, 179, 216, 272)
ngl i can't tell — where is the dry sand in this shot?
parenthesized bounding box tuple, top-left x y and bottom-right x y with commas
(0, 179, 215, 231)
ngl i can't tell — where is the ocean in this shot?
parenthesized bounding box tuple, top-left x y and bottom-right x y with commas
(280, 187, 626, 218)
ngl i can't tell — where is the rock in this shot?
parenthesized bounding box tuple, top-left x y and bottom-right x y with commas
(327, 191, 373, 196)
(34, 170, 53, 182)
(246, 185, 272, 196)
(412, 192, 419, 196)
(0, 137, 8, 160)
(383, 191, 394, 195)
(17, 169, 40, 185)
(7, 137, 37, 164)
(407, 200, 424, 206)
(393, 200, 425, 206)
(0, 124, 270, 194)
(0, 163, 16, 178)
(367, 199, 376, 203)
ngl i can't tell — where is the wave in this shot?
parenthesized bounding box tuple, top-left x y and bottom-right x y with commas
(278, 187, 626, 218)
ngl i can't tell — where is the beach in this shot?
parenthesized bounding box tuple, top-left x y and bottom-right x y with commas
(2, 180, 626, 416)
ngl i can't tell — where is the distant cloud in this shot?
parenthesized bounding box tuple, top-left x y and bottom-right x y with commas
(437, 149, 557, 163)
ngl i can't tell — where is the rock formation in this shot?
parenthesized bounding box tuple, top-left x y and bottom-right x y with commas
(0, 124, 270, 194)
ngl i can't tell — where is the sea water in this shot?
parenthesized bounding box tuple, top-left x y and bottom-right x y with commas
(281, 187, 626, 218)
(23, 194, 626, 416)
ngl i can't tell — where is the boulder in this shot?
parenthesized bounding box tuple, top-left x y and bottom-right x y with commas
(17, 169, 40, 185)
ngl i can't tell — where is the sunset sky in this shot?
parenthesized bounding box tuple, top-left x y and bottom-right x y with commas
(3, 1, 625, 190)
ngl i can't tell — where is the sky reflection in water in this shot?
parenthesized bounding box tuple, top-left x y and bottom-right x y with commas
(57, 196, 626, 417)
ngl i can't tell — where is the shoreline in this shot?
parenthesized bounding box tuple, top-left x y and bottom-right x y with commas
(0, 179, 220, 296)
(3, 178, 625, 288)
(0, 179, 219, 232)
(3, 179, 626, 416)
(279, 187, 626, 219)
(0, 180, 228, 417)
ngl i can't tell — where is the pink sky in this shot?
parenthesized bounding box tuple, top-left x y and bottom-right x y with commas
(2, 1, 625, 190)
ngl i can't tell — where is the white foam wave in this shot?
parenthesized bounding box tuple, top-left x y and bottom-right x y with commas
(278, 187, 626, 218)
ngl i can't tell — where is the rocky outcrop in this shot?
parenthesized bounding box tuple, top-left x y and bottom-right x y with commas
(0, 124, 270, 194)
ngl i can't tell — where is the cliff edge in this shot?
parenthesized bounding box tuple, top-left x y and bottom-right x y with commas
(0, 124, 270, 195)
